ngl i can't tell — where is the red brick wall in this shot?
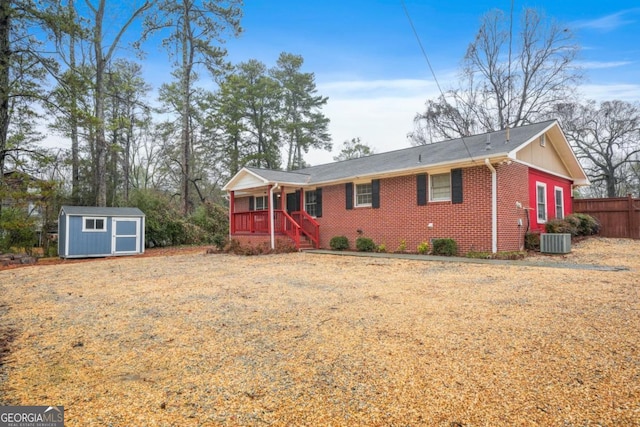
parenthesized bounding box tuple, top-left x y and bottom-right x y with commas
(495, 162, 530, 251)
(231, 163, 546, 253)
(316, 166, 498, 254)
(232, 234, 271, 247)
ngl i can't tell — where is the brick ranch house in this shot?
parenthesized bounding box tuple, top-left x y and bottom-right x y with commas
(222, 120, 589, 254)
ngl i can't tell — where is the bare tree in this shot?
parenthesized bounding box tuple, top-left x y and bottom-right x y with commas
(143, 0, 241, 215)
(555, 100, 640, 198)
(86, 0, 151, 206)
(411, 8, 581, 144)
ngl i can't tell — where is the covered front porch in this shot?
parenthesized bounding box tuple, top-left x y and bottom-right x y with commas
(227, 183, 320, 250)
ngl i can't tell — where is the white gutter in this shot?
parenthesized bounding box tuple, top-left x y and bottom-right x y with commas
(269, 183, 280, 250)
(485, 159, 497, 253)
(227, 191, 232, 240)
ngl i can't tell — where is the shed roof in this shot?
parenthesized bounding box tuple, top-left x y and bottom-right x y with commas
(60, 206, 145, 216)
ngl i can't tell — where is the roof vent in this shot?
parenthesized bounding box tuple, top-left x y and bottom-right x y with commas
(485, 134, 492, 150)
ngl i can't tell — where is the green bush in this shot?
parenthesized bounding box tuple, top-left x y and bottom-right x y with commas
(355, 237, 376, 252)
(0, 207, 38, 255)
(567, 213, 600, 236)
(329, 235, 349, 251)
(417, 241, 430, 255)
(545, 218, 577, 236)
(190, 202, 229, 239)
(377, 243, 387, 253)
(129, 189, 183, 247)
(431, 238, 458, 256)
(545, 213, 600, 238)
(212, 233, 227, 250)
(129, 189, 230, 247)
(524, 232, 540, 251)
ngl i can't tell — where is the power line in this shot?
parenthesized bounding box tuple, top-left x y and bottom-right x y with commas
(400, 0, 475, 162)
(400, 0, 445, 97)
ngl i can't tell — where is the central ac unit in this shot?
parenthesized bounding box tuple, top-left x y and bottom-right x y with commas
(540, 233, 571, 254)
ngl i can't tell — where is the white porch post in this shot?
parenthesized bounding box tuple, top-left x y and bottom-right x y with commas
(269, 183, 279, 249)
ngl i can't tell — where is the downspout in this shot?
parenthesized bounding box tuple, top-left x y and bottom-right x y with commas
(485, 159, 497, 253)
(228, 191, 234, 240)
(269, 183, 280, 250)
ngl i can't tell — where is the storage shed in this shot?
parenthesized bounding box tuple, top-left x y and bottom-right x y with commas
(58, 206, 145, 258)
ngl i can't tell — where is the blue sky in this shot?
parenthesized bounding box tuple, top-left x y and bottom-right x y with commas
(131, 1, 638, 167)
(194, 1, 638, 166)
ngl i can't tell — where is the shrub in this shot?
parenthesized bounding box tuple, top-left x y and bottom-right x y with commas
(129, 190, 230, 247)
(223, 239, 242, 254)
(190, 202, 229, 240)
(567, 213, 600, 236)
(417, 241, 430, 255)
(377, 243, 387, 253)
(274, 239, 297, 253)
(0, 207, 38, 255)
(356, 237, 376, 252)
(524, 232, 540, 251)
(212, 233, 227, 250)
(329, 235, 349, 251)
(222, 238, 296, 256)
(129, 189, 184, 247)
(545, 218, 577, 236)
(431, 238, 458, 256)
(396, 239, 407, 253)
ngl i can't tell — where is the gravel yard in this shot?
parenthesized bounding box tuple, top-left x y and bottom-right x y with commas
(0, 238, 639, 426)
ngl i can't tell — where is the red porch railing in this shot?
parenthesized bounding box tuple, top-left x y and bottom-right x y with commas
(277, 210, 300, 248)
(290, 211, 320, 248)
(232, 210, 319, 249)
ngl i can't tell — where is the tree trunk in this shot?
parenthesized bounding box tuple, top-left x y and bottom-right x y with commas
(93, 0, 107, 207)
(0, 0, 11, 178)
(69, 3, 80, 204)
(180, 3, 192, 215)
(123, 110, 132, 202)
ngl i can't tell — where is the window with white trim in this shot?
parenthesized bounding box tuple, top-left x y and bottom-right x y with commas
(83, 217, 106, 232)
(305, 190, 318, 217)
(255, 195, 268, 210)
(355, 183, 372, 207)
(430, 173, 451, 202)
(536, 182, 547, 223)
(555, 187, 564, 219)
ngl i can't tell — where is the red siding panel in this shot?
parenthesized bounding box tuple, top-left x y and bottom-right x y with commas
(528, 169, 574, 232)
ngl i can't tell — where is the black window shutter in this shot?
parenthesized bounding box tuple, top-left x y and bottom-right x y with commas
(249, 196, 255, 211)
(372, 179, 380, 209)
(451, 168, 463, 204)
(417, 174, 427, 206)
(345, 183, 353, 210)
(316, 188, 323, 217)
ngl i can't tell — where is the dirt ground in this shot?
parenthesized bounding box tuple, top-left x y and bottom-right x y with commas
(0, 238, 638, 426)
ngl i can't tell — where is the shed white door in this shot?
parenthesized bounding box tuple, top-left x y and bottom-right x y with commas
(112, 218, 141, 254)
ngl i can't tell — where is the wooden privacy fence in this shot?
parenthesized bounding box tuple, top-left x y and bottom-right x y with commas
(573, 195, 640, 239)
